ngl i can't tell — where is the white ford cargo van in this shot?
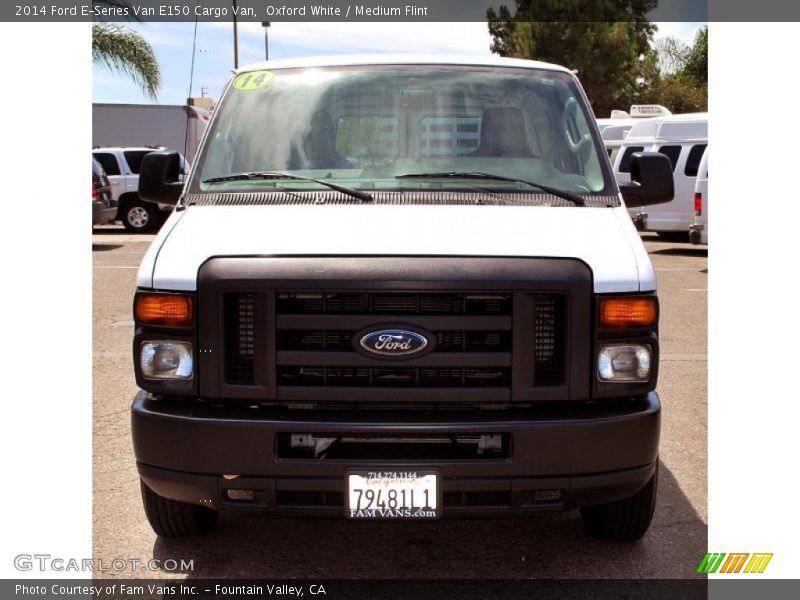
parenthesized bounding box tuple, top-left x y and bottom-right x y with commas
(131, 56, 673, 541)
(613, 113, 707, 237)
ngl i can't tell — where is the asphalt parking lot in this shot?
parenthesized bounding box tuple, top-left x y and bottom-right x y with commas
(92, 224, 707, 579)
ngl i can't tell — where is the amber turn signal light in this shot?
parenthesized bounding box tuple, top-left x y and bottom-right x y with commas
(600, 297, 656, 327)
(135, 294, 193, 327)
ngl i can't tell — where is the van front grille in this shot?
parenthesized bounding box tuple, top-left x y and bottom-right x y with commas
(220, 289, 568, 395)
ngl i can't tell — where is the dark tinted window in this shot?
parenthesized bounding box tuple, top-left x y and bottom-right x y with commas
(658, 145, 682, 172)
(123, 150, 152, 174)
(684, 144, 707, 177)
(93, 152, 120, 176)
(619, 146, 644, 173)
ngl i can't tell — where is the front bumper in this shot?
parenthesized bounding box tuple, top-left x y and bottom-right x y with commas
(132, 391, 660, 515)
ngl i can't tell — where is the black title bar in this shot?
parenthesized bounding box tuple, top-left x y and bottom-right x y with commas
(5, 0, 721, 23)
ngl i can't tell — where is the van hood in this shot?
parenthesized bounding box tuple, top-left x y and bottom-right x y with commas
(138, 204, 655, 293)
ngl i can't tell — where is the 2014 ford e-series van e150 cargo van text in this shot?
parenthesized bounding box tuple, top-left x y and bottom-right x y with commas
(131, 55, 674, 541)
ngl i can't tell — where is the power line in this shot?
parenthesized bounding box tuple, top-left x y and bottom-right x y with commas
(184, 4, 200, 160)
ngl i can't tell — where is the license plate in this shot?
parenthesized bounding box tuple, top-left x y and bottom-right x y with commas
(346, 470, 440, 519)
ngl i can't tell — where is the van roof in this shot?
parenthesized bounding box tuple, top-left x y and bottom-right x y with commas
(624, 113, 708, 145)
(235, 54, 573, 75)
(602, 122, 637, 143)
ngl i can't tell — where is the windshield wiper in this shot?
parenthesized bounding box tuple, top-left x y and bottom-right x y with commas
(395, 171, 585, 206)
(203, 171, 373, 203)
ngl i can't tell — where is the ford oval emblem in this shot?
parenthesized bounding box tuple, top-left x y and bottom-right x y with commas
(357, 328, 431, 358)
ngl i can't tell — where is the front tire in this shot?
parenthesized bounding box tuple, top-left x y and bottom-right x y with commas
(140, 480, 219, 538)
(579, 464, 658, 541)
(122, 201, 159, 233)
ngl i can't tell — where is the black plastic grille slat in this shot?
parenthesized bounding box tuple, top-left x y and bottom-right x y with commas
(276, 433, 510, 460)
(277, 330, 511, 353)
(534, 295, 566, 386)
(278, 330, 355, 352)
(224, 293, 256, 384)
(277, 293, 512, 316)
(278, 366, 511, 388)
(276, 491, 344, 508)
(443, 491, 510, 508)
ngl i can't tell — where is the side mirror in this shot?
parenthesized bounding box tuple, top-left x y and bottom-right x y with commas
(138, 151, 183, 205)
(620, 152, 674, 207)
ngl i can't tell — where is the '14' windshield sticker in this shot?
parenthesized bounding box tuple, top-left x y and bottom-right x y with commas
(233, 71, 274, 91)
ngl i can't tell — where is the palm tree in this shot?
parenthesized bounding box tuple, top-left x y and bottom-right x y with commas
(92, 21, 161, 100)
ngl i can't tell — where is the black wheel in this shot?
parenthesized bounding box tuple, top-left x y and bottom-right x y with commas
(122, 200, 159, 233)
(140, 480, 218, 538)
(580, 464, 658, 541)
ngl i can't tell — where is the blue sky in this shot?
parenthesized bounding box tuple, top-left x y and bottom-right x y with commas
(92, 22, 706, 105)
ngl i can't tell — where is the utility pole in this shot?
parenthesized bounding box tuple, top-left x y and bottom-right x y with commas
(261, 22, 271, 61)
(232, 1, 239, 69)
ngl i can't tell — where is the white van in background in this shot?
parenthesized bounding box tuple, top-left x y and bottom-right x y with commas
(602, 121, 636, 167)
(613, 113, 707, 237)
(689, 149, 708, 245)
(596, 105, 669, 135)
(596, 119, 614, 135)
(597, 105, 669, 174)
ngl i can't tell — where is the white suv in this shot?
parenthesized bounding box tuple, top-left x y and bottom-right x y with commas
(92, 146, 187, 232)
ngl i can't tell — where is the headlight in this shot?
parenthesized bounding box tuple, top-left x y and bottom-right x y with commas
(140, 341, 193, 380)
(598, 344, 651, 382)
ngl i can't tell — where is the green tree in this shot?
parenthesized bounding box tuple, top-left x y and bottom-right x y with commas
(639, 27, 707, 113)
(91, 1, 161, 100)
(487, 0, 658, 116)
(682, 26, 708, 84)
(639, 77, 707, 113)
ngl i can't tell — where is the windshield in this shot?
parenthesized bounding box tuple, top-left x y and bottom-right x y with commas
(193, 65, 611, 197)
